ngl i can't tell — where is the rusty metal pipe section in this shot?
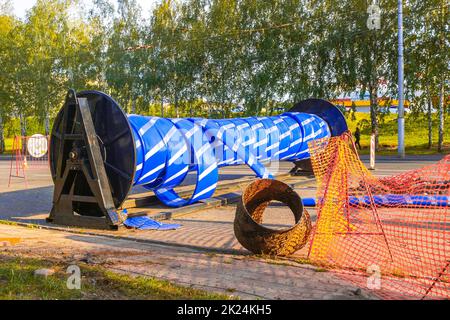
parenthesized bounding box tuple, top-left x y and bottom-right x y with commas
(234, 179, 311, 256)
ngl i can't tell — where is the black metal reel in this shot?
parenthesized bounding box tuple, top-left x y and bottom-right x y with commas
(47, 89, 135, 229)
(288, 99, 348, 175)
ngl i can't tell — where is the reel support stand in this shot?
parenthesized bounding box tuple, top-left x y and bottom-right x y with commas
(47, 90, 128, 230)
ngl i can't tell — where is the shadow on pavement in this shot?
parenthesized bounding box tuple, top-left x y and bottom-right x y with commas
(0, 186, 53, 224)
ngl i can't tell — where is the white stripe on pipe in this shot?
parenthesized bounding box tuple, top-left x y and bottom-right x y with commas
(211, 140, 224, 149)
(242, 138, 256, 147)
(193, 183, 217, 200)
(197, 143, 211, 158)
(165, 166, 189, 184)
(237, 123, 249, 130)
(279, 131, 290, 140)
(314, 129, 323, 137)
(254, 138, 268, 148)
(301, 117, 315, 126)
(290, 138, 302, 147)
(251, 123, 263, 130)
(220, 158, 234, 165)
(198, 163, 217, 181)
(198, 119, 208, 127)
(217, 124, 235, 139)
(138, 162, 166, 182)
(168, 198, 184, 204)
(162, 127, 178, 144)
(232, 139, 241, 152)
(295, 149, 309, 156)
(145, 140, 165, 161)
(168, 144, 188, 166)
(274, 147, 289, 156)
(266, 142, 280, 152)
(247, 155, 255, 166)
(304, 129, 323, 141)
(265, 126, 277, 134)
(139, 118, 158, 136)
(262, 170, 271, 179)
(281, 153, 296, 160)
(273, 118, 284, 124)
(185, 126, 199, 139)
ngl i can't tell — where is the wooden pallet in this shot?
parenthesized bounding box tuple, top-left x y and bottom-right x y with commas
(122, 173, 316, 220)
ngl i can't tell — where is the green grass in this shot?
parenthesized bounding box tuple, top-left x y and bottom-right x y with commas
(0, 254, 232, 300)
(2, 137, 13, 155)
(345, 112, 450, 155)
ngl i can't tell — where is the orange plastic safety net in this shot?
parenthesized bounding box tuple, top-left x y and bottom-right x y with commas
(306, 132, 450, 299)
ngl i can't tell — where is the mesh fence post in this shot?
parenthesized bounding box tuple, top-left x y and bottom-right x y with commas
(8, 135, 28, 188)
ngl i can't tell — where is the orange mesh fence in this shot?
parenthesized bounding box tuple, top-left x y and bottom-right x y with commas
(306, 132, 450, 299)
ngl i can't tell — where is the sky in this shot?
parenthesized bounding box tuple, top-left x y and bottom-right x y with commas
(12, 0, 158, 19)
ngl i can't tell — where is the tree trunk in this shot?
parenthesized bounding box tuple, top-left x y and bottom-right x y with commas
(174, 93, 179, 118)
(0, 113, 5, 154)
(19, 113, 27, 137)
(369, 85, 379, 151)
(426, 89, 433, 149)
(131, 98, 136, 114)
(438, 81, 445, 152)
(45, 113, 50, 136)
(427, 102, 433, 149)
(19, 113, 27, 155)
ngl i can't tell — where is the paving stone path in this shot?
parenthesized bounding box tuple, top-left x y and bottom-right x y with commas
(0, 223, 376, 299)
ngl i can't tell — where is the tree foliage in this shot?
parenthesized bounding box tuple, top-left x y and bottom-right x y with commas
(0, 0, 448, 151)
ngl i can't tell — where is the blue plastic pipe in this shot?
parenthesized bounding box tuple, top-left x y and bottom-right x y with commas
(127, 113, 331, 207)
(302, 195, 450, 208)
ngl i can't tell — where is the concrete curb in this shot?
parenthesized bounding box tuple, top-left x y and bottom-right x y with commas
(0, 219, 247, 256)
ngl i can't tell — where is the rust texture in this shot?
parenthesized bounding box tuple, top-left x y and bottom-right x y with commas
(234, 179, 311, 256)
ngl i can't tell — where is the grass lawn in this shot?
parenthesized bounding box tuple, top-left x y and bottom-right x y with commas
(0, 254, 232, 300)
(2, 137, 13, 155)
(344, 112, 449, 155)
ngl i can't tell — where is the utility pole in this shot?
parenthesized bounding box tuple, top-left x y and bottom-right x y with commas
(397, 0, 405, 158)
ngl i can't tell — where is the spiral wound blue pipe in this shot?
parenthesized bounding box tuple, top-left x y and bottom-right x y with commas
(127, 113, 331, 207)
(302, 195, 450, 207)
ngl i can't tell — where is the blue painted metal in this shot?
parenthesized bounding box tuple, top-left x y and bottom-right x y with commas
(124, 215, 181, 230)
(289, 98, 348, 137)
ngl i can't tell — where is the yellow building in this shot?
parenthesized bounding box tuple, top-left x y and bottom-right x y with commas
(331, 98, 410, 109)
